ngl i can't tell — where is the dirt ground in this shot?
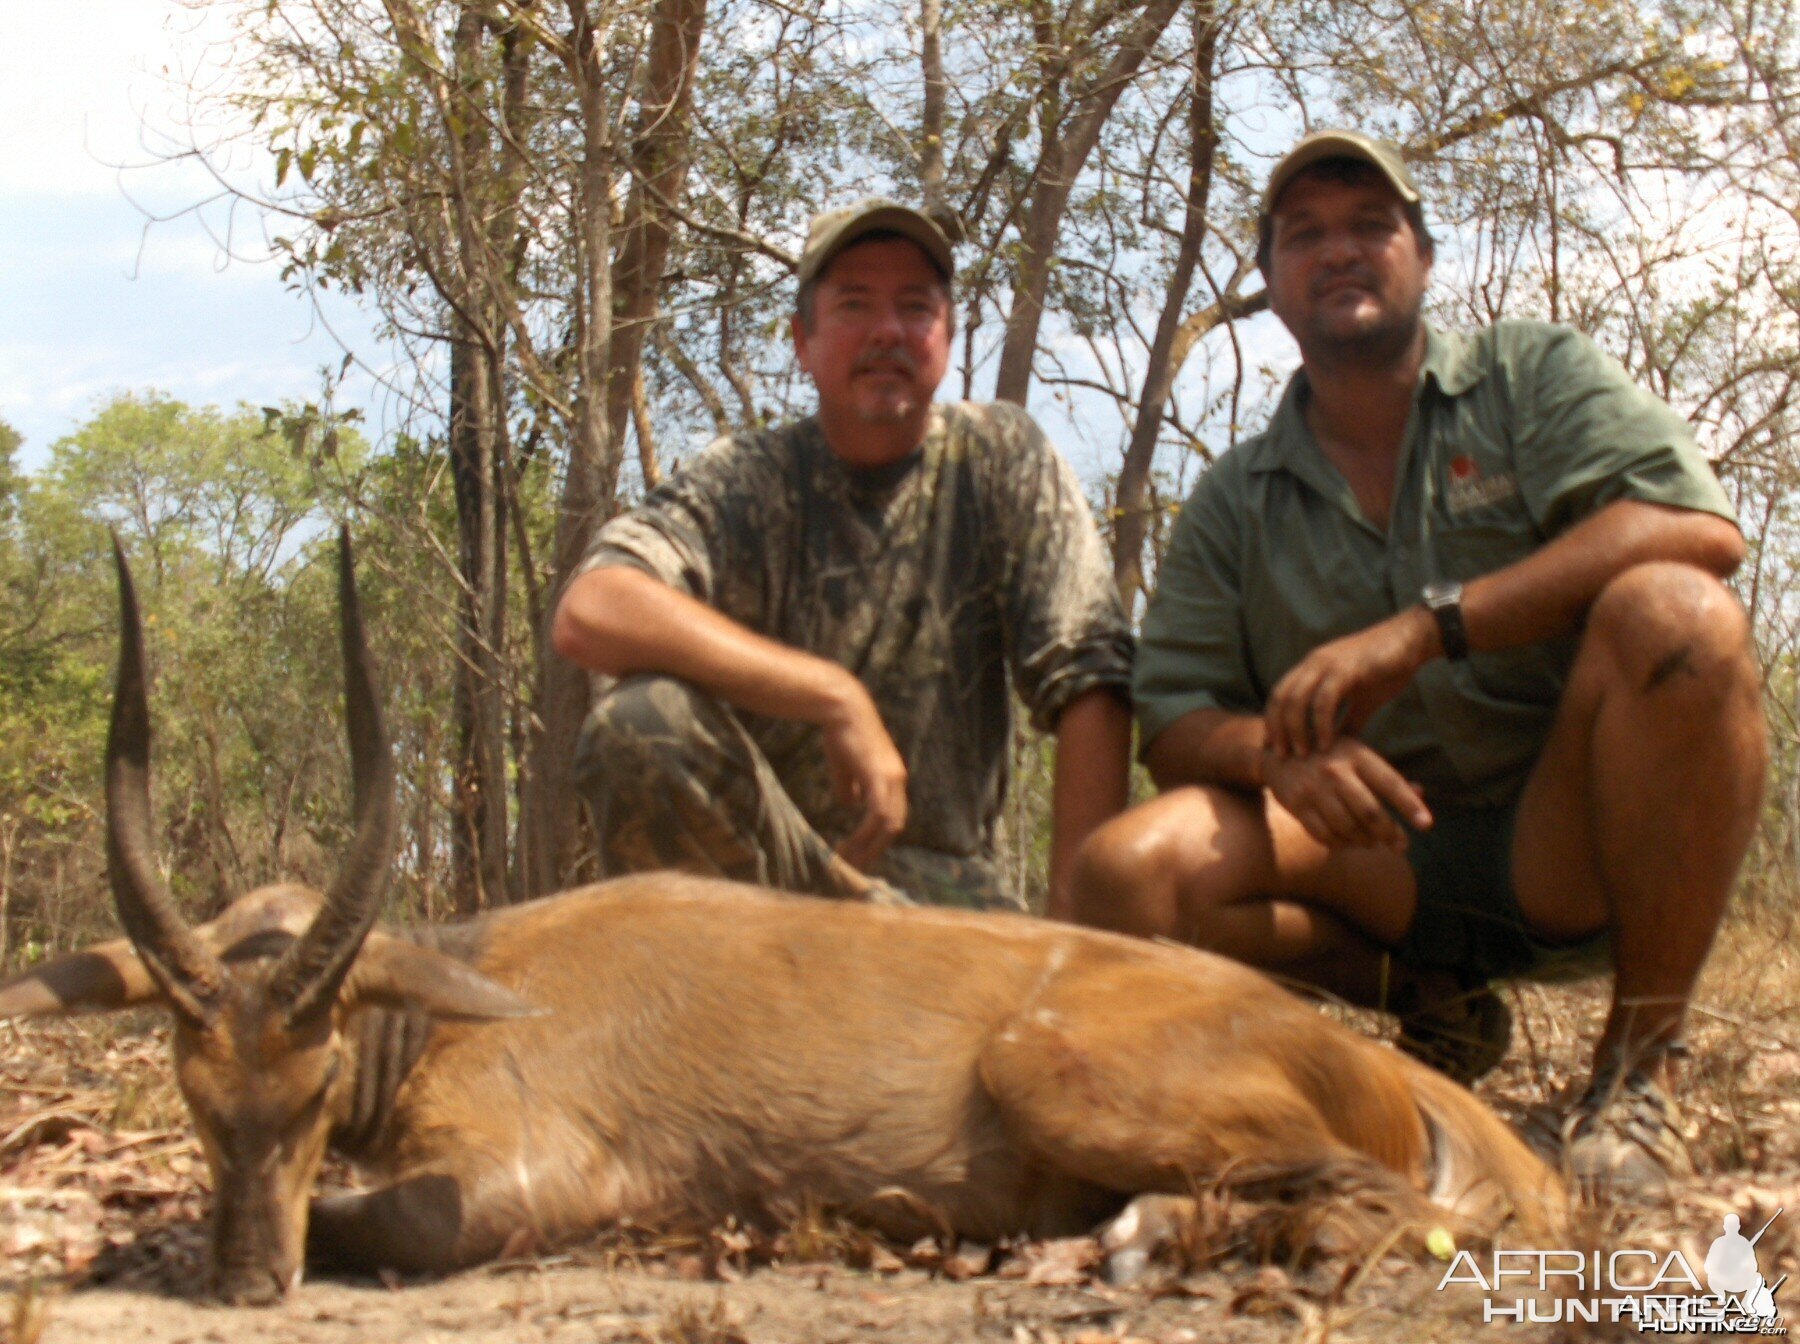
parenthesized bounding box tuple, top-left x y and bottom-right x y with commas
(4, 909, 1798, 1344)
(0, 1244, 1515, 1344)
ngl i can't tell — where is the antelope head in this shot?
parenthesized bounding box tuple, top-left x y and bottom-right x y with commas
(0, 533, 530, 1303)
(107, 531, 403, 1302)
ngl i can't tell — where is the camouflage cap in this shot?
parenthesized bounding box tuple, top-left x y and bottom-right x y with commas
(1259, 130, 1421, 222)
(798, 198, 955, 286)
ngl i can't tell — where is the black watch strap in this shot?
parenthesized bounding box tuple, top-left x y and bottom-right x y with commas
(1421, 580, 1470, 661)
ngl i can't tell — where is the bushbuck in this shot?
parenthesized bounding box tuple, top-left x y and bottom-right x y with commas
(0, 535, 1563, 1304)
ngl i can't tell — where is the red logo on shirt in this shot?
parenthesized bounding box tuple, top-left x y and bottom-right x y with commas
(1445, 452, 1519, 514)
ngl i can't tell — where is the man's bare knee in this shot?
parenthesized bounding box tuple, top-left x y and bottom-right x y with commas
(1072, 790, 1268, 941)
(1586, 563, 1754, 697)
(1071, 808, 1186, 936)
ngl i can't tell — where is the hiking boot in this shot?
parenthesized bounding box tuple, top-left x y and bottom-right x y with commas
(1392, 971, 1513, 1086)
(1561, 1059, 1693, 1196)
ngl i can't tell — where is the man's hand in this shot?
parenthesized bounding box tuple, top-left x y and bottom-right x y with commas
(557, 568, 914, 872)
(1266, 606, 1439, 757)
(822, 681, 909, 872)
(1263, 739, 1432, 851)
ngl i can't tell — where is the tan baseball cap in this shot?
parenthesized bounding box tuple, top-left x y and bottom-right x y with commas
(1259, 130, 1420, 222)
(797, 198, 955, 286)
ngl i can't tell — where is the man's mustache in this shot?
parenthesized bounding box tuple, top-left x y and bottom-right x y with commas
(853, 346, 919, 376)
(1313, 269, 1380, 298)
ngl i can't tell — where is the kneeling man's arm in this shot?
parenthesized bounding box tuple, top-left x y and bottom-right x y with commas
(1046, 688, 1133, 920)
(553, 566, 908, 868)
(1136, 464, 1427, 854)
(1452, 498, 1741, 651)
(1266, 500, 1744, 758)
(1145, 706, 1428, 854)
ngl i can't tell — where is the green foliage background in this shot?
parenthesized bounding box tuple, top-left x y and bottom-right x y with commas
(4, 0, 1800, 956)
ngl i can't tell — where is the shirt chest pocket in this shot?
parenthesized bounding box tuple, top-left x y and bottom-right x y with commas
(1422, 421, 1540, 582)
(1431, 499, 1542, 583)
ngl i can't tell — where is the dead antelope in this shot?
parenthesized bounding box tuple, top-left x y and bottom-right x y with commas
(0, 535, 1564, 1304)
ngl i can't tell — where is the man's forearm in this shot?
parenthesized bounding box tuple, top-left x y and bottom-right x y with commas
(552, 566, 864, 727)
(1046, 688, 1133, 921)
(1263, 500, 1746, 758)
(1141, 707, 1269, 796)
(1156, 508, 1739, 785)
(1461, 500, 1743, 653)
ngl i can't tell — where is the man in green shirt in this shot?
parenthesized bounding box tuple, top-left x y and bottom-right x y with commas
(1071, 132, 1766, 1189)
(554, 200, 1134, 914)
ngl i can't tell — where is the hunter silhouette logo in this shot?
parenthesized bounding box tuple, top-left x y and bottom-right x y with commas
(1439, 1206, 1788, 1332)
(1706, 1211, 1785, 1326)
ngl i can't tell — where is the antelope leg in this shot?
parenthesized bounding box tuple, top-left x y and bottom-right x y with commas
(976, 966, 1427, 1190)
(307, 1171, 489, 1275)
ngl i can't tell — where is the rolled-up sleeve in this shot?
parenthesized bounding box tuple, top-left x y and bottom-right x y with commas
(1513, 323, 1737, 535)
(984, 406, 1134, 732)
(1133, 462, 1259, 754)
(574, 437, 751, 601)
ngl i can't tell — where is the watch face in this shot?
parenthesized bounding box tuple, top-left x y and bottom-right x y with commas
(1422, 580, 1460, 606)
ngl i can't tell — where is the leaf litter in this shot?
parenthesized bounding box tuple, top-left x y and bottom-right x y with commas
(2, 916, 1797, 1342)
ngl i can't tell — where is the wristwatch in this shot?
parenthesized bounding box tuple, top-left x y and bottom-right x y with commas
(1421, 579, 1470, 661)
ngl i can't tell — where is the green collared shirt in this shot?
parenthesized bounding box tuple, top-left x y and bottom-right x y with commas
(1135, 320, 1738, 807)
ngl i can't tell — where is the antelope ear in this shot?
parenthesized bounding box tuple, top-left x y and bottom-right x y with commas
(0, 939, 162, 1017)
(343, 934, 544, 1021)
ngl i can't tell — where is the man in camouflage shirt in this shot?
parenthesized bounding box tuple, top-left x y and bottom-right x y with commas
(553, 200, 1133, 912)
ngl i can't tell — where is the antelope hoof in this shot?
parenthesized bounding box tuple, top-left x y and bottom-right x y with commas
(1100, 1193, 1192, 1287)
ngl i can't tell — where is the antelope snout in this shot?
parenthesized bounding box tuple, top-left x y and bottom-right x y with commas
(215, 1260, 296, 1306)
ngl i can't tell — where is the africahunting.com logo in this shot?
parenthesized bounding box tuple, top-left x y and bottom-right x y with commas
(1438, 1208, 1788, 1333)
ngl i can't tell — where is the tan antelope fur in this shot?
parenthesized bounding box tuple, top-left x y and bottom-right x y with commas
(0, 535, 1564, 1304)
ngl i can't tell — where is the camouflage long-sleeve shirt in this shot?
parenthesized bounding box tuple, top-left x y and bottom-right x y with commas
(577, 401, 1133, 892)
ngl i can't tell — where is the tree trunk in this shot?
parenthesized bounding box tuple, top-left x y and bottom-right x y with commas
(1111, 10, 1219, 614)
(604, 0, 708, 453)
(514, 0, 627, 898)
(448, 331, 511, 913)
(920, 0, 947, 218)
(438, 1, 521, 913)
(992, 0, 1185, 405)
(0, 820, 15, 972)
